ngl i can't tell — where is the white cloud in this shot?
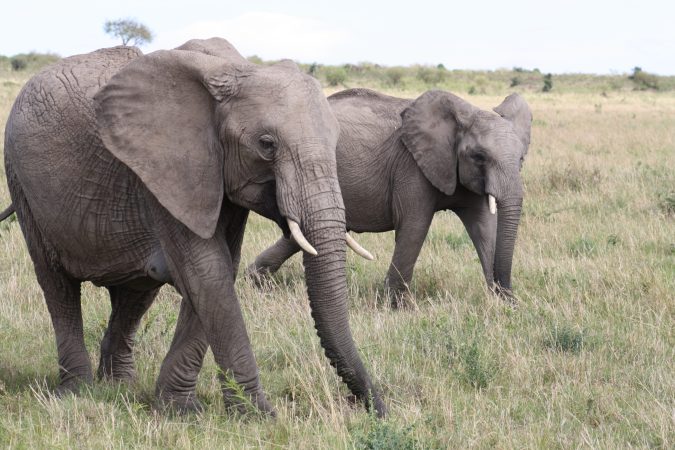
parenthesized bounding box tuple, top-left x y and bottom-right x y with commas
(154, 12, 351, 61)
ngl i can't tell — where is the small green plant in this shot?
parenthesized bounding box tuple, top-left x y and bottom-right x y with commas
(542, 73, 553, 92)
(510, 76, 521, 87)
(351, 405, 418, 450)
(458, 338, 496, 390)
(324, 66, 347, 86)
(544, 324, 587, 353)
(468, 86, 477, 95)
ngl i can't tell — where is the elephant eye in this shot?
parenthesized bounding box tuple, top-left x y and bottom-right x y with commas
(259, 135, 276, 151)
(471, 151, 487, 164)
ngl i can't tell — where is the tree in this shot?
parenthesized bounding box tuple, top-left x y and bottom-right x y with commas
(104, 19, 153, 46)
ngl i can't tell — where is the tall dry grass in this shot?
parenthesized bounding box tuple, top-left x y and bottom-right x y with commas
(0, 70, 673, 448)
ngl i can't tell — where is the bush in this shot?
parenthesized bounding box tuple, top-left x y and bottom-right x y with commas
(629, 67, 659, 90)
(10, 57, 27, 71)
(385, 66, 405, 86)
(323, 67, 347, 86)
(417, 65, 446, 85)
(542, 73, 553, 92)
(510, 76, 521, 87)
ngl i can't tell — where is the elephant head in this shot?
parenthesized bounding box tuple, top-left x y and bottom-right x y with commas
(400, 90, 532, 296)
(95, 38, 384, 415)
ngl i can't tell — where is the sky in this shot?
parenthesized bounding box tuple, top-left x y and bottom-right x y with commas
(2, 0, 674, 74)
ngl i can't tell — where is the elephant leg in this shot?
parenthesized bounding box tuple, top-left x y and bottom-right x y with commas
(39, 271, 89, 395)
(385, 214, 434, 308)
(97, 285, 160, 382)
(454, 204, 497, 287)
(11, 189, 91, 394)
(153, 210, 273, 415)
(154, 296, 209, 413)
(245, 236, 300, 282)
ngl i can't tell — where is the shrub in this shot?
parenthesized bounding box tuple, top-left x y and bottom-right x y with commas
(385, 66, 405, 86)
(417, 65, 446, 85)
(629, 67, 659, 90)
(247, 55, 263, 65)
(510, 76, 521, 87)
(10, 57, 27, 71)
(324, 67, 347, 86)
(542, 73, 553, 92)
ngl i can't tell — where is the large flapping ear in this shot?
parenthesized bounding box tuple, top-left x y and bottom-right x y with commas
(493, 93, 532, 150)
(400, 90, 477, 195)
(95, 49, 245, 239)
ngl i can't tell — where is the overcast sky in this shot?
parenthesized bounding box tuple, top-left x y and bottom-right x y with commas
(2, 0, 674, 74)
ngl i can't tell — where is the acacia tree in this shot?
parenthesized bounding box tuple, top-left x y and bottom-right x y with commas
(104, 19, 153, 46)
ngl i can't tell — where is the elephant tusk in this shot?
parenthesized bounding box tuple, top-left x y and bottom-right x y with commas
(488, 195, 497, 215)
(345, 233, 375, 261)
(287, 219, 318, 256)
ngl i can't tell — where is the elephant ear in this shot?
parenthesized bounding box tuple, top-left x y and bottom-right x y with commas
(95, 49, 246, 239)
(493, 93, 532, 151)
(400, 90, 476, 196)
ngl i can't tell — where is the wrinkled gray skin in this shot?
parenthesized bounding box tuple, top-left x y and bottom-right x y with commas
(4, 39, 384, 416)
(248, 88, 531, 306)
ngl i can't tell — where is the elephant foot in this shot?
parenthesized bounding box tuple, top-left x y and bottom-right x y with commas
(97, 354, 136, 382)
(54, 375, 93, 398)
(223, 387, 276, 417)
(244, 264, 274, 289)
(155, 390, 204, 415)
(367, 393, 388, 418)
(491, 283, 518, 306)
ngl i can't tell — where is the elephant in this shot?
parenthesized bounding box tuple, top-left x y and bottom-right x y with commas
(2, 38, 385, 416)
(247, 88, 531, 306)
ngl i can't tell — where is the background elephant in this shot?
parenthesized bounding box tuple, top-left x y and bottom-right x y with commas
(248, 88, 531, 306)
(3, 39, 384, 415)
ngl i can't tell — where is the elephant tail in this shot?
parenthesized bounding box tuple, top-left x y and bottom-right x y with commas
(0, 204, 15, 222)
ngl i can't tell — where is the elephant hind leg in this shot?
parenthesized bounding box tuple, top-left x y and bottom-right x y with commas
(97, 285, 160, 382)
(245, 236, 300, 284)
(10, 185, 91, 394)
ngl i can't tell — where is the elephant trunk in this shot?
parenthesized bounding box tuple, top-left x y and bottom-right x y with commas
(493, 193, 522, 297)
(278, 158, 385, 417)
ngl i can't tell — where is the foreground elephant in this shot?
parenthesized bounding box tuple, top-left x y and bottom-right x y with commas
(3, 39, 384, 415)
(248, 88, 531, 306)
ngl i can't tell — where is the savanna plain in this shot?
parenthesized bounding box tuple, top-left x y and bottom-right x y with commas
(0, 58, 673, 448)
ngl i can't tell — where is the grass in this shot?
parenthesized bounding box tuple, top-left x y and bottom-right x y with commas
(0, 63, 673, 448)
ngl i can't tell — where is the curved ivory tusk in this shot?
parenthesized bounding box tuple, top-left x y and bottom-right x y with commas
(488, 195, 497, 215)
(345, 233, 375, 261)
(288, 219, 318, 256)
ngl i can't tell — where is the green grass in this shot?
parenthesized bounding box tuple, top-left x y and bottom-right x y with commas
(0, 64, 673, 448)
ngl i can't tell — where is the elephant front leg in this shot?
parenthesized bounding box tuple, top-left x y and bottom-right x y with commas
(245, 236, 301, 284)
(155, 218, 274, 416)
(386, 215, 433, 308)
(454, 205, 497, 288)
(155, 297, 209, 413)
(97, 285, 160, 382)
